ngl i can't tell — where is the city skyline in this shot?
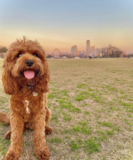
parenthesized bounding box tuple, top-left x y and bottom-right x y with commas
(51, 39, 124, 58)
(0, 0, 133, 53)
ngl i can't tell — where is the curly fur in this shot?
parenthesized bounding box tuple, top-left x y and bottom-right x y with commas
(0, 38, 53, 160)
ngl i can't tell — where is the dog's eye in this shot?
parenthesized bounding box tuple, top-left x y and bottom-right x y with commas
(17, 53, 22, 58)
(33, 54, 38, 57)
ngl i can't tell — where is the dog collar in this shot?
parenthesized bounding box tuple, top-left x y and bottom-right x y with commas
(22, 85, 38, 96)
(26, 85, 34, 89)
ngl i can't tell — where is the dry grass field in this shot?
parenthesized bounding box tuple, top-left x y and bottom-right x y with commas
(0, 58, 133, 160)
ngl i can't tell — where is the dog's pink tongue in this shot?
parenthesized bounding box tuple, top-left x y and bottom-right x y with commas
(24, 71, 35, 79)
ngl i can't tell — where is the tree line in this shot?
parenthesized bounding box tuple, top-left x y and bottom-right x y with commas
(0, 47, 8, 53)
(0, 47, 8, 58)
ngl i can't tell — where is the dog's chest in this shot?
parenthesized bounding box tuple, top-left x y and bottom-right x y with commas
(20, 90, 39, 114)
(22, 94, 40, 121)
(24, 100, 30, 114)
(22, 100, 31, 122)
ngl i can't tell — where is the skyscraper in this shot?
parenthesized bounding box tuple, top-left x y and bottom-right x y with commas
(86, 40, 90, 56)
(90, 46, 96, 57)
(96, 48, 100, 56)
(71, 45, 77, 57)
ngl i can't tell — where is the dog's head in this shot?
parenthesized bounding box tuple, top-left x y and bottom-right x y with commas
(2, 38, 50, 95)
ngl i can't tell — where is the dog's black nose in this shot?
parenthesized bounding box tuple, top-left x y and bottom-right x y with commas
(25, 60, 34, 67)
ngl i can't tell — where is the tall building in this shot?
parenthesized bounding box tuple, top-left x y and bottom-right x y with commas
(77, 50, 79, 57)
(64, 52, 69, 56)
(90, 46, 96, 57)
(96, 48, 100, 56)
(86, 40, 90, 56)
(71, 45, 77, 57)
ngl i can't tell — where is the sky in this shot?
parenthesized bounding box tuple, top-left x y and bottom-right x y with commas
(0, 0, 133, 53)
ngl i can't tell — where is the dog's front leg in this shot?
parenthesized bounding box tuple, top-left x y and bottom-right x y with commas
(5, 112, 24, 160)
(33, 110, 50, 160)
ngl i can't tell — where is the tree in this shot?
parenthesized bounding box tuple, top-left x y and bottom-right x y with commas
(46, 54, 52, 58)
(0, 47, 8, 53)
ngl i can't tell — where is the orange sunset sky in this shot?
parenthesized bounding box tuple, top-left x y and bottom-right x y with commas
(0, 0, 133, 53)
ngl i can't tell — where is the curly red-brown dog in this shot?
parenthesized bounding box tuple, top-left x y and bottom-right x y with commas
(0, 38, 53, 160)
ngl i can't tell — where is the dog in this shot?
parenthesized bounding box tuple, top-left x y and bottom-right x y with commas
(0, 38, 53, 160)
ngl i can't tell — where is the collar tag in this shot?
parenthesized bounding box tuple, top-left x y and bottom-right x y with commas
(33, 91, 38, 96)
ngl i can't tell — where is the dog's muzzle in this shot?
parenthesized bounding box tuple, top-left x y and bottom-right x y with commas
(25, 60, 34, 67)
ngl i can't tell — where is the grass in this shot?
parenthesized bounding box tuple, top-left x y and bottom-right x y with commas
(77, 83, 88, 88)
(63, 113, 72, 121)
(70, 138, 99, 154)
(49, 137, 62, 143)
(75, 91, 89, 101)
(70, 107, 81, 113)
(0, 137, 10, 156)
(63, 122, 91, 135)
(98, 121, 114, 128)
(0, 58, 133, 160)
(72, 125, 91, 134)
(119, 101, 133, 112)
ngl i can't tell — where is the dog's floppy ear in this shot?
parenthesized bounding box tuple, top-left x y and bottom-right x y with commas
(2, 58, 20, 95)
(35, 61, 50, 93)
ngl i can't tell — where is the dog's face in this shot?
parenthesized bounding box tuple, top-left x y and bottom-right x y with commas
(12, 51, 44, 79)
(2, 39, 50, 95)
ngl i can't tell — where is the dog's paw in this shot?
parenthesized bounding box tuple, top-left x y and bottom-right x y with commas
(5, 150, 19, 160)
(36, 146, 50, 160)
(5, 130, 11, 139)
(45, 126, 53, 135)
